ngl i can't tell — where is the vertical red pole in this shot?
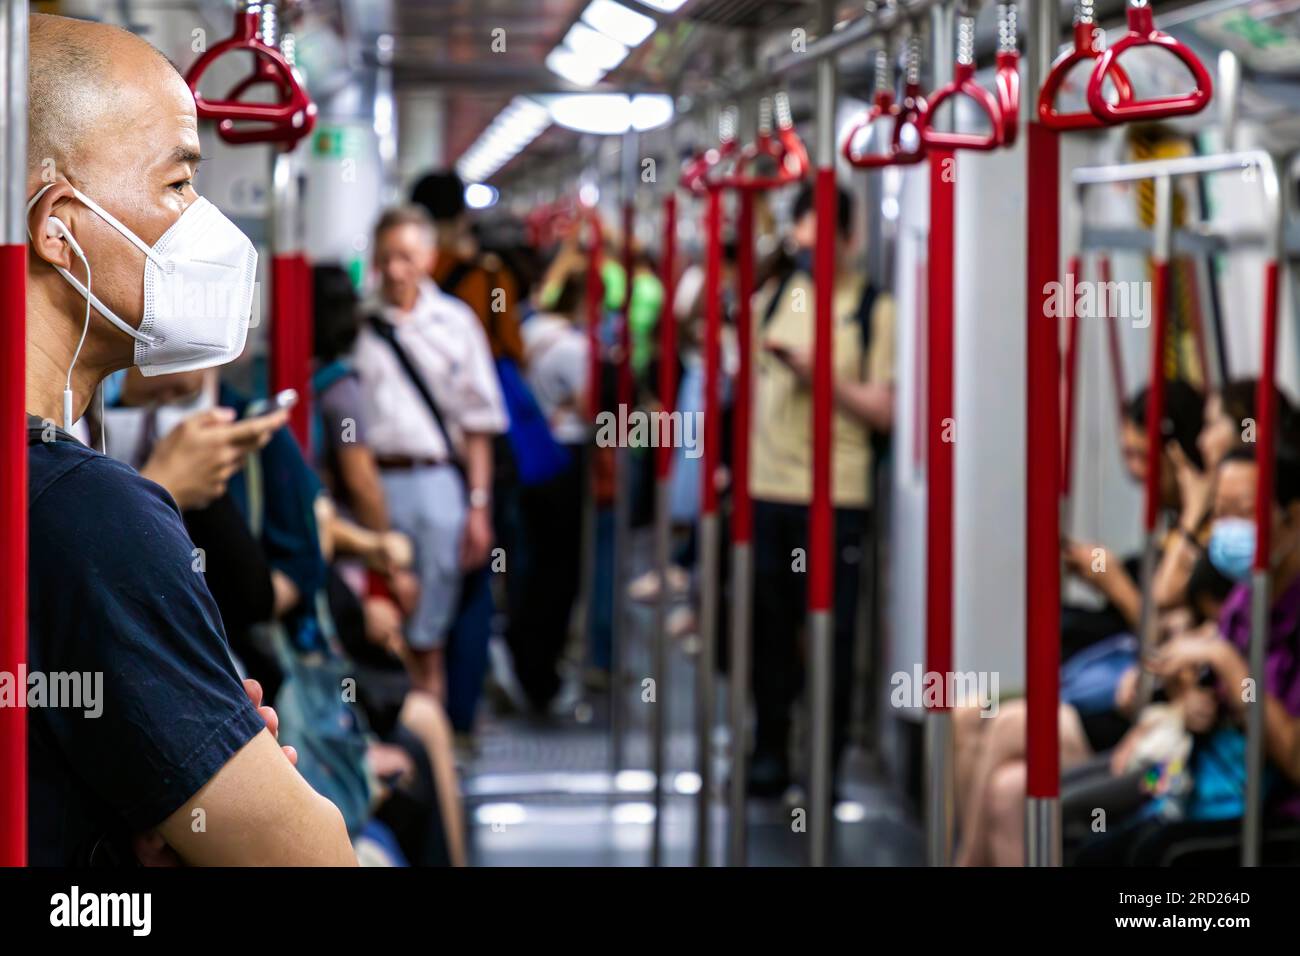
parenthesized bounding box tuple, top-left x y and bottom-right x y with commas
(1061, 256, 1082, 499)
(656, 195, 678, 475)
(1143, 261, 1169, 534)
(619, 202, 635, 414)
(731, 192, 755, 546)
(1025, 120, 1061, 835)
(925, 150, 955, 691)
(270, 253, 303, 441)
(0, 244, 26, 868)
(1, 0, 29, 868)
(701, 188, 723, 518)
(586, 213, 605, 424)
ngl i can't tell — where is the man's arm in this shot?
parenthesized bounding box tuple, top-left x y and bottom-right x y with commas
(336, 445, 390, 531)
(460, 431, 495, 569)
(158, 729, 357, 866)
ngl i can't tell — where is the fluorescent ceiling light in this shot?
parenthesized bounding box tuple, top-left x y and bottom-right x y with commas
(581, 0, 656, 48)
(455, 96, 552, 183)
(563, 22, 629, 71)
(547, 93, 633, 135)
(544, 93, 674, 135)
(630, 93, 673, 131)
(631, 0, 689, 11)
(545, 47, 605, 87)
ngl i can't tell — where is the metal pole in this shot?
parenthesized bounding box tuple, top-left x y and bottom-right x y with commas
(808, 0, 838, 869)
(0, 0, 28, 869)
(727, 188, 756, 868)
(695, 182, 724, 867)
(923, 0, 955, 870)
(1245, 164, 1283, 867)
(1024, 0, 1062, 868)
(612, 129, 638, 782)
(650, 187, 677, 867)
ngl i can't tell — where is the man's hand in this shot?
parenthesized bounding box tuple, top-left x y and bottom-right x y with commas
(140, 406, 289, 510)
(460, 507, 494, 570)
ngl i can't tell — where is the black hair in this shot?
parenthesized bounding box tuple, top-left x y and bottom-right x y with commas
(793, 180, 853, 239)
(312, 265, 361, 362)
(410, 170, 466, 223)
(551, 271, 587, 317)
(1219, 445, 1300, 510)
(1185, 553, 1236, 624)
(1216, 379, 1299, 446)
(1124, 379, 1206, 470)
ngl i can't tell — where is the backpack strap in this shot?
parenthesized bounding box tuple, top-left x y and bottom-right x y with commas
(440, 261, 475, 299)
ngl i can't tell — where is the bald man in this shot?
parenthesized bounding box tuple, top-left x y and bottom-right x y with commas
(23, 14, 355, 865)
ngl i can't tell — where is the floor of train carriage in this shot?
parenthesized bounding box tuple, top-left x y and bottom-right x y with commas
(462, 529, 924, 866)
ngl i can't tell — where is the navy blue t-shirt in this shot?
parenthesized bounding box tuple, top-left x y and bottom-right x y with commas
(27, 423, 265, 866)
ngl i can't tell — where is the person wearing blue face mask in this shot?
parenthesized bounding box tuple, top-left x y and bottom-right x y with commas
(23, 14, 355, 866)
(1084, 447, 1300, 862)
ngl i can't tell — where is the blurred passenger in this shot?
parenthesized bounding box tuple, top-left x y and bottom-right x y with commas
(747, 181, 895, 796)
(510, 270, 590, 710)
(23, 12, 353, 865)
(353, 206, 508, 733)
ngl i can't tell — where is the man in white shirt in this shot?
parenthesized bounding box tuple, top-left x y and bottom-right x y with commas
(351, 206, 508, 706)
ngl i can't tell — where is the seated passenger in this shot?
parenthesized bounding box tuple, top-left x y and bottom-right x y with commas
(1071, 447, 1300, 864)
(23, 13, 353, 865)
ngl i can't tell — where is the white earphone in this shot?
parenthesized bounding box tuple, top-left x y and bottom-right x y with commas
(44, 215, 94, 432)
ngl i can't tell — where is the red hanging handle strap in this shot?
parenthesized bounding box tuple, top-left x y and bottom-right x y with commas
(185, 10, 317, 147)
(725, 95, 808, 190)
(1087, 2, 1212, 123)
(918, 62, 1004, 152)
(1038, 20, 1134, 130)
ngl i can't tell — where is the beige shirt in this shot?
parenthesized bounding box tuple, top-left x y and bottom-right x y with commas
(352, 280, 508, 461)
(749, 269, 894, 508)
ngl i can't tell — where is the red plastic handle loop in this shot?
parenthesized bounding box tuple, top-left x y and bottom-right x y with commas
(994, 50, 1021, 146)
(918, 62, 1003, 152)
(680, 139, 737, 195)
(1086, 4, 1212, 123)
(185, 11, 318, 146)
(1037, 21, 1134, 130)
(727, 126, 808, 190)
(891, 81, 928, 165)
(842, 91, 905, 169)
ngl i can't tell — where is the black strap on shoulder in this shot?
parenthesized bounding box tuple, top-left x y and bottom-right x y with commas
(367, 315, 464, 473)
(854, 281, 879, 379)
(440, 261, 475, 300)
(760, 270, 797, 330)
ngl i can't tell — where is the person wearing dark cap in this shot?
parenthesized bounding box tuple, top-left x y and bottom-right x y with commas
(410, 170, 525, 365)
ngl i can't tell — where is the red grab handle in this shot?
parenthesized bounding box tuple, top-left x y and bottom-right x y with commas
(843, 91, 902, 168)
(892, 81, 928, 165)
(1087, 4, 1212, 123)
(185, 11, 317, 147)
(680, 139, 738, 195)
(918, 62, 1003, 152)
(1038, 21, 1134, 131)
(994, 50, 1021, 146)
(727, 127, 808, 190)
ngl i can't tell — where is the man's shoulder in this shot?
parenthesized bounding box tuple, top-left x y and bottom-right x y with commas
(29, 439, 183, 545)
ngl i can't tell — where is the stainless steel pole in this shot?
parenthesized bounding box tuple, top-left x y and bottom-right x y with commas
(808, 0, 839, 869)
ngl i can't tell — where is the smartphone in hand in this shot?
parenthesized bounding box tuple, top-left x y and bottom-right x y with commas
(244, 388, 299, 419)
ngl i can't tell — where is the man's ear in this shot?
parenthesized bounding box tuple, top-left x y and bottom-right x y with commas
(26, 181, 79, 272)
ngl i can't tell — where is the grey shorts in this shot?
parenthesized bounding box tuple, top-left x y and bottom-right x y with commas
(381, 464, 466, 651)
